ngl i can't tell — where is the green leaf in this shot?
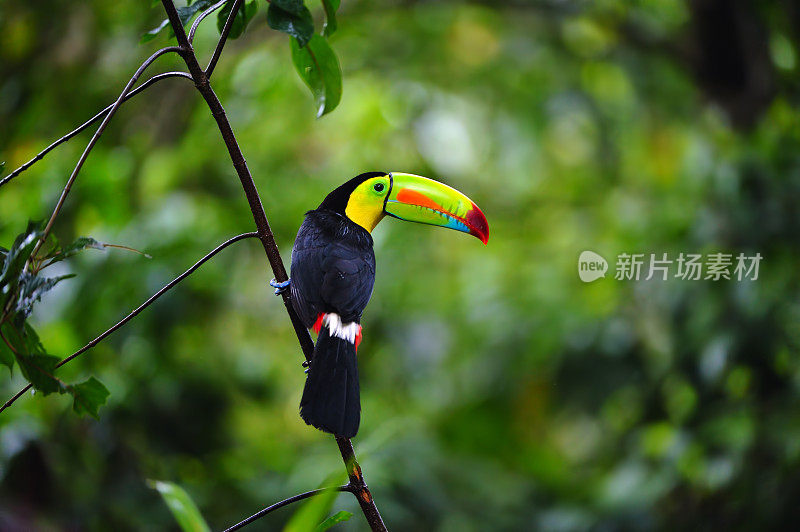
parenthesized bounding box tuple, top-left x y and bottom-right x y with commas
(1, 221, 44, 309)
(7, 322, 62, 394)
(217, 0, 258, 39)
(15, 273, 75, 320)
(315, 511, 353, 531)
(44, 236, 106, 267)
(321, 0, 340, 37)
(2, 321, 110, 414)
(68, 377, 110, 419)
(267, 0, 315, 48)
(290, 34, 342, 117)
(149, 480, 211, 532)
(17, 353, 62, 394)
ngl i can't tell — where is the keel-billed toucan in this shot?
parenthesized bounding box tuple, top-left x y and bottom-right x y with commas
(278, 172, 489, 438)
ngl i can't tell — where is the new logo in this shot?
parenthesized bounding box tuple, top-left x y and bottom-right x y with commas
(578, 250, 608, 283)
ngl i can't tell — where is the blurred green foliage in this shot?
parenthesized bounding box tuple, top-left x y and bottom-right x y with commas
(150, 480, 211, 532)
(2, 0, 800, 530)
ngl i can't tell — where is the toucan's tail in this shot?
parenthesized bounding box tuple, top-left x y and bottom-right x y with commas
(300, 327, 360, 438)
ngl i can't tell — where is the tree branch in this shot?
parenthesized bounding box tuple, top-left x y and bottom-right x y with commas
(0, 71, 192, 189)
(189, 0, 228, 44)
(206, 0, 244, 77)
(0, 232, 259, 415)
(222, 485, 352, 532)
(159, 0, 388, 528)
(35, 46, 182, 255)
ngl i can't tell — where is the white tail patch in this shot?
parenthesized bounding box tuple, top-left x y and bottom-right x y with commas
(323, 313, 361, 344)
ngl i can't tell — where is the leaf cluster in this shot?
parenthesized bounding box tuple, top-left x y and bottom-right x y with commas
(0, 222, 109, 418)
(143, 0, 342, 116)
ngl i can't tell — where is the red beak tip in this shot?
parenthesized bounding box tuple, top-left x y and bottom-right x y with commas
(466, 202, 489, 245)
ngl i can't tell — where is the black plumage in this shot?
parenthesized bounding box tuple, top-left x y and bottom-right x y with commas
(290, 210, 376, 327)
(290, 187, 377, 438)
(298, 327, 361, 436)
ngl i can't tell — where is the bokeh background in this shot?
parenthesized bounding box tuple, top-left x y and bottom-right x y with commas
(3, 0, 800, 529)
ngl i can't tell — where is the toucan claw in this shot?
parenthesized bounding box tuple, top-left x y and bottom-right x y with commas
(269, 278, 291, 295)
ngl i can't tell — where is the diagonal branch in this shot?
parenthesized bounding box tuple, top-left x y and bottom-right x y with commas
(0, 232, 259, 415)
(0, 71, 192, 190)
(206, 0, 244, 77)
(222, 485, 352, 532)
(189, 0, 229, 43)
(35, 46, 183, 254)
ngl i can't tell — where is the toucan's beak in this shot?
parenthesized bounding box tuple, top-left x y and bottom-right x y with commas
(383, 173, 489, 244)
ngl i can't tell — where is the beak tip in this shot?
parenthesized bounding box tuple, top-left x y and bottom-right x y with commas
(466, 203, 489, 245)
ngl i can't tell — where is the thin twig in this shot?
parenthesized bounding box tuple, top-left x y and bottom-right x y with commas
(0, 232, 259, 415)
(205, 0, 244, 77)
(188, 0, 229, 43)
(0, 72, 192, 189)
(35, 46, 182, 253)
(222, 486, 352, 532)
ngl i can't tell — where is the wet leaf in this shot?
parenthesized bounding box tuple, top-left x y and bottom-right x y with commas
(321, 0, 340, 37)
(290, 34, 342, 117)
(267, 0, 314, 48)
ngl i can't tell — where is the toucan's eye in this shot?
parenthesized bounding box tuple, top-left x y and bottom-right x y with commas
(373, 183, 385, 193)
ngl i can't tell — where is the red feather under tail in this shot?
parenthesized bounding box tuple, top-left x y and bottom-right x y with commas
(312, 313, 325, 334)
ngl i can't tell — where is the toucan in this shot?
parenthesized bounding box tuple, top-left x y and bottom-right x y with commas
(273, 172, 489, 438)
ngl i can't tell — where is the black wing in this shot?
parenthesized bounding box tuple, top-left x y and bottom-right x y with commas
(290, 214, 376, 326)
(318, 241, 375, 322)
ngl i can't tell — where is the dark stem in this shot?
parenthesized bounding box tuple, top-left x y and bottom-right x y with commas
(222, 486, 352, 532)
(0, 72, 192, 189)
(336, 436, 386, 527)
(159, 0, 387, 529)
(206, 0, 244, 76)
(188, 0, 228, 43)
(0, 232, 259, 415)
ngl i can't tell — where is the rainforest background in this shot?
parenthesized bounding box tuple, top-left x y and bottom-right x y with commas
(2, 0, 800, 529)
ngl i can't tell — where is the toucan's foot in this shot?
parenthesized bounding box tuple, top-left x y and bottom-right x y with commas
(269, 278, 291, 295)
(303, 360, 311, 374)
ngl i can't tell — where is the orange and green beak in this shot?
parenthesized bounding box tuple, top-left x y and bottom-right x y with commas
(383, 173, 489, 244)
